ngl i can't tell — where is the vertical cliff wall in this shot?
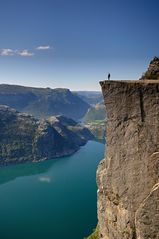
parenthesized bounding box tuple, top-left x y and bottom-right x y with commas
(97, 80, 159, 239)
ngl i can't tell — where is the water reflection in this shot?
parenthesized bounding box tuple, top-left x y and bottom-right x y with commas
(0, 140, 105, 186)
(0, 158, 60, 185)
(0, 141, 105, 239)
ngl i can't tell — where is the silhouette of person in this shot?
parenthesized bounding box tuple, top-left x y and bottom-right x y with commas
(108, 73, 110, 80)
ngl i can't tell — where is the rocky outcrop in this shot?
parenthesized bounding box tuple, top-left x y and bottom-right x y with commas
(97, 80, 159, 239)
(0, 105, 94, 166)
(140, 57, 159, 80)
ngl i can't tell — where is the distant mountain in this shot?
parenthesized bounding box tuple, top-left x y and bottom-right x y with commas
(0, 105, 94, 166)
(0, 84, 90, 120)
(83, 103, 106, 123)
(83, 103, 106, 140)
(74, 91, 103, 105)
(84, 122, 105, 140)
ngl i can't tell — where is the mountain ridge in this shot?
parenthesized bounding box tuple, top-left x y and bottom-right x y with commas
(0, 84, 90, 120)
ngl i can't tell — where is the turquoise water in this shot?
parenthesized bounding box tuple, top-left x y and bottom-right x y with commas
(0, 141, 104, 239)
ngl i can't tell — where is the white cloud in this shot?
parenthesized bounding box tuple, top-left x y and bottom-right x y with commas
(38, 176, 51, 183)
(0, 48, 15, 56)
(18, 49, 34, 57)
(36, 45, 51, 50)
(0, 45, 52, 57)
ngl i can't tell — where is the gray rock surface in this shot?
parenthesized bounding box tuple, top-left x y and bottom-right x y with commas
(97, 80, 159, 239)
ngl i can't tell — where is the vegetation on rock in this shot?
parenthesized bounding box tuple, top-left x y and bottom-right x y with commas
(0, 105, 94, 166)
(84, 227, 99, 239)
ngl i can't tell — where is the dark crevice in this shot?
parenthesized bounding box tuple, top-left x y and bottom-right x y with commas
(132, 229, 137, 239)
(139, 88, 145, 122)
(156, 84, 159, 92)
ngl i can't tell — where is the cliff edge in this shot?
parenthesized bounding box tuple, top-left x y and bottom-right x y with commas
(97, 80, 159, 239)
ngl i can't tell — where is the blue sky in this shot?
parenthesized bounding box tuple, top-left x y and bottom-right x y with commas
(0, 0, 159, 90)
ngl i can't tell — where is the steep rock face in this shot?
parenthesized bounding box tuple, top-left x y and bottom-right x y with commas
(0, 105, 93, 166)
(97, 80, 159, 239)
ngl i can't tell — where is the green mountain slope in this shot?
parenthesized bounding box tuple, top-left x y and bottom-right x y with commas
(0, 105, 94, 166)
(83, 103, 105, 123)
(83, 103, 106, 140)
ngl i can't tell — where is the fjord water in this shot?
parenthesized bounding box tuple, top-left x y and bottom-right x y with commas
(0, 141, 104, 239)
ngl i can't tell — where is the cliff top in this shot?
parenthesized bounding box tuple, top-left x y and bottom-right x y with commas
(100, 79, 159, 87)
(100, 56, 159, 85)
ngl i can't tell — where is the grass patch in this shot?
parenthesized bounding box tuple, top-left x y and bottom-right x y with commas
(84, 227, 99, 239)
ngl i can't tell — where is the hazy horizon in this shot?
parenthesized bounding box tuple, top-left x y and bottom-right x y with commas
(0, 82, 103, 92)
(0, 0, 159, 90)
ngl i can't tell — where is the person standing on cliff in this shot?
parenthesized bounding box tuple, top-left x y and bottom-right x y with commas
(108, 73, 110, 80)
